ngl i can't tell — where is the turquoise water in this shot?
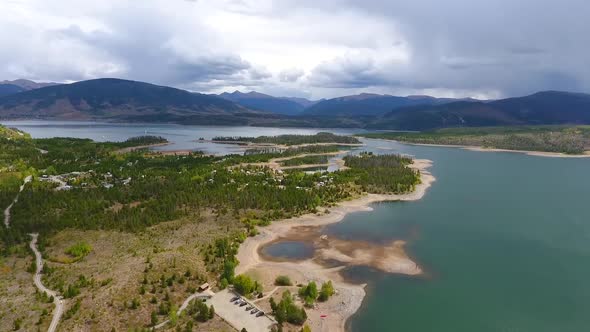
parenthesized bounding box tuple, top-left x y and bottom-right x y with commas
(5, 121, 590, 331)
(332, 140, 590, 332)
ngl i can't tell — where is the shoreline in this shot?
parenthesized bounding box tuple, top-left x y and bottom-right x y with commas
(235, 159, 435, 332)
(377, 140, 590, 158)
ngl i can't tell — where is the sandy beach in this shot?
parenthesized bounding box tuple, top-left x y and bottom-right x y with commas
(235, 159, 435, 332)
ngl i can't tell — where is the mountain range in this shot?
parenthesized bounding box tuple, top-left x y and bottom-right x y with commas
(217, 90, 314, 116)
(0, 78, 271, 125)
(369, 91, 590, 130)
(1, 78, 590, 131)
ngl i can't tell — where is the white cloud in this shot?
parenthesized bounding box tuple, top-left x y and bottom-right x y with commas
(0, 0, 589, 99)
(279, 68, 304, 82)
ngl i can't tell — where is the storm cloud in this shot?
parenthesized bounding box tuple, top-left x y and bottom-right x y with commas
(1, 0, 589, 99)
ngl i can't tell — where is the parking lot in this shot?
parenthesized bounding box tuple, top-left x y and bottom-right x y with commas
(209, 289, 276, 332)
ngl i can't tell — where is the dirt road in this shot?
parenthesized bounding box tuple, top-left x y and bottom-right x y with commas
(29, 233, 64, 332)
(3, 175, 31, 228)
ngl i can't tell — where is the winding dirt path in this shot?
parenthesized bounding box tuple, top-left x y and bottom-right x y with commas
(29, 233, 64, 332)
(3, 175, 31, 228)
(153, 289, 215, 329)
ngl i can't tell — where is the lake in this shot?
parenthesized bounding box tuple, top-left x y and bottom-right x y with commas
(338, 139, 590, 332)
(4, 120, 589, 332)
(0, 120, 361, 155)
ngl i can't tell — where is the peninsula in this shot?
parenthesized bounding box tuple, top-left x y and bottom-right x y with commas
(0, 128, 430, 331)
(359, 126, 590, 157)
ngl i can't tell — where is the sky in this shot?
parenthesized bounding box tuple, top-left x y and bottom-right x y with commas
(1, 0, 589, 100)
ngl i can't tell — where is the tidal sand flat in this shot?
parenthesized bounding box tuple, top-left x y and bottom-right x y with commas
(236, 159, 435, 331)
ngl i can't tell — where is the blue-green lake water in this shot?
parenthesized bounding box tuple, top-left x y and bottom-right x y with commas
(337, 139, 590, 332)
(261, 241, 315, 260)
(4, 121, 589, 332)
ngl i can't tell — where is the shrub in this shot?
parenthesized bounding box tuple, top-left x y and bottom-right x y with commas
(274, 275, 292, 286)
(298, 281, 318, 306)
(318, 281, 334, 302)
(233, 274, 255, 295)
(65, 242, 92, 259)
(274, 291, 307, 325)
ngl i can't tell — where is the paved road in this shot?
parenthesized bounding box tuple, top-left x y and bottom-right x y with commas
(3, 175, 31, 228)
(30, 233, 64, 332)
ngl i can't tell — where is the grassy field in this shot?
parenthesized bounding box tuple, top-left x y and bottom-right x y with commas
(359, 126, 590, 154)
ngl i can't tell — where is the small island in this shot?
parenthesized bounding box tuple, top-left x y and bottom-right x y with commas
(211, 132, 363, 146)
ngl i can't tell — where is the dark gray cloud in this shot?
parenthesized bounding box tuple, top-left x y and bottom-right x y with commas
(53, 8, 253, 87)
(293, 0, 590, 96)
(1, 0, 589, 98)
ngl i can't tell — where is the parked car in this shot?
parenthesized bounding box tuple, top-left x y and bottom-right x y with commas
(240, 302, 247, 307)
(251, 308, 259, 314)
(230, 296, 240, 302)
(256, 311, 265, 317)
(245, 305, 254, 311)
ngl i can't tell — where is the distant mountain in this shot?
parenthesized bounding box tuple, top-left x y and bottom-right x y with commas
(280, 96, 319, 108)
(370, 91, 590, 130)
(0, 84, 26, 97)
(302, 93, 454, 117)
(0, 78, 272, 125)
(0, 79, 60, 91)
(218, 90, 306, 115)
(0, 79, 61, 98)
(2, 78, 589, 130)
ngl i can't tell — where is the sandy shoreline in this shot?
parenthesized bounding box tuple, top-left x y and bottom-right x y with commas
(381, 140, 590, 158)
(235, 159, 435, 332)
